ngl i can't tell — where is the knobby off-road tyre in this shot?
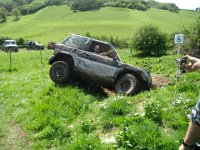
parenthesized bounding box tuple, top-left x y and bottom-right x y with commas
(50, 61, 71, 84)
(114, 74, 138, 95)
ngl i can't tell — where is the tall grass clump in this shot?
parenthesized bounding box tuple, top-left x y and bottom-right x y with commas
(101, 96, 132, 130)
(66, 134, 102, 150)
(116, 117, 178, 150)
(144, 100, 162, 124)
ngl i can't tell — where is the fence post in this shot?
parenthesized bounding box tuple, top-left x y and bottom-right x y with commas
(40, 49, 45, 88)
(9, 49, 12, 71)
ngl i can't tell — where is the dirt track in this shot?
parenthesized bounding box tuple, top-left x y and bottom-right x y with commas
(151, 74, 171, 89)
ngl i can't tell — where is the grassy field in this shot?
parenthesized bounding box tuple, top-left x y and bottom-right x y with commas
(0, 49, 200, 149)
(0, 5, 200, 149)
(0, 6, 199, 43)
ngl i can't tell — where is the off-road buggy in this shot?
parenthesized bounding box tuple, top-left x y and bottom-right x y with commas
(49, 34, 152, 95)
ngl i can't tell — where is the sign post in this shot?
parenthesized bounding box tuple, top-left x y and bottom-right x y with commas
(174, 34, 184, 104)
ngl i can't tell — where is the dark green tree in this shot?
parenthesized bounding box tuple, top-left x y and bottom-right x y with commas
(70, 0, 100, 11)
(12, 6, 21, 20)
(0, 7, 7, 22)
(133, 24, 168, 56)
(182, 17, 200, 57)
(0, 0, 13, 12)
(47, 0, 65, 5)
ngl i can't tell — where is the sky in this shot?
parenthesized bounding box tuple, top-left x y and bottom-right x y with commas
(155, 0, 200, 10)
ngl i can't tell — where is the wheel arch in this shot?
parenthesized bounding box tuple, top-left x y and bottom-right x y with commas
(115, 69, 147, 91)
(51, 53, 74, 70)
(115, 69, 142, 83)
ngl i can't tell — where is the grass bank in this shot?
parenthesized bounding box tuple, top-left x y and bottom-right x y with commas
(0, 49, 200, 149)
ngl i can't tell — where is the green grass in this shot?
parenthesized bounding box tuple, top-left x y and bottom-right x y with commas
(0, 49, 200, 149)
(0, 5, 200, 149)
(0, 6, 199, 43)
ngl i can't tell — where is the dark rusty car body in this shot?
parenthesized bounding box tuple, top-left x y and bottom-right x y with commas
(49, 34, 152, 95)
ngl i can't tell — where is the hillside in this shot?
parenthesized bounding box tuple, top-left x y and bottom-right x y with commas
(0, 5, 199, 43)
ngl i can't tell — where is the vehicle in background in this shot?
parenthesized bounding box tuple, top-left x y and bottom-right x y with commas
(26, 41, 44, 50)
(47, 41, 56, 50)
(2, 40, 18, 52)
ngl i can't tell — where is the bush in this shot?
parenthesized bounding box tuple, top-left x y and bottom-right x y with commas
(46, 0, 65, 5)
(20, 2, 46, 15)
(16, 37, 25, 47)
(181, 17, 200, 57)
(133, 24, 168, 56)
(105, 0, 150, 11)
(157, 3, 179, 13)
(0, 36, 11, 45)
(84, 32, 129, 48)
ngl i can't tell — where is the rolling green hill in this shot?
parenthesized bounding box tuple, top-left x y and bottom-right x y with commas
(0, 5, 199, 43)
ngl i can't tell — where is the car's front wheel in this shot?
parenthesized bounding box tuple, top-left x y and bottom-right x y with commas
(114, 74, 138, 95)
(50, 61, 71, 84)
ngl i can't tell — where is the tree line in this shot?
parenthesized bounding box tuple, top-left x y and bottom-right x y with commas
(70, 0, 179, 12)
(0, 0, 183, 22)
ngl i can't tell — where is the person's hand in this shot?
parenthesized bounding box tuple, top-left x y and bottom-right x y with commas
(183, 55, 200, 72)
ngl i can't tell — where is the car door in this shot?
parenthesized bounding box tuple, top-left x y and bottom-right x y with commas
(75, 41, 120, 83)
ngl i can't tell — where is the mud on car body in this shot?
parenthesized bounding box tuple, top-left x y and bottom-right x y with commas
(49, 34, 152, 95)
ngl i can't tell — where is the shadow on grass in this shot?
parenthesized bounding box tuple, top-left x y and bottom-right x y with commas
(12, 18, 20, 22)
(0, 68, 18, 73)
(55, 77, 109, 100)
(0, 20, 6, 23)
(132, 52, 167, 58)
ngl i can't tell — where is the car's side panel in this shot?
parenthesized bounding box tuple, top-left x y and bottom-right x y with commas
(72, 52, 118, 83)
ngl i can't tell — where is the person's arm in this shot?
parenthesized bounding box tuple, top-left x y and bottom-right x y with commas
(99, 50, 114, 57)
(179, 121, 200, 150)
(184, 55, 200, 71)
(179, 55, 200, 150)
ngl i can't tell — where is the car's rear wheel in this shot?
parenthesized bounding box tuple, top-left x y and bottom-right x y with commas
(114, 74, 138, 95)
(50, 61, 71, 84)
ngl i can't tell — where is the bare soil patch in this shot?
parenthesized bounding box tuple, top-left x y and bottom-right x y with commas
(2, 121, 30, 150)
(151, 74, 171, 89)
